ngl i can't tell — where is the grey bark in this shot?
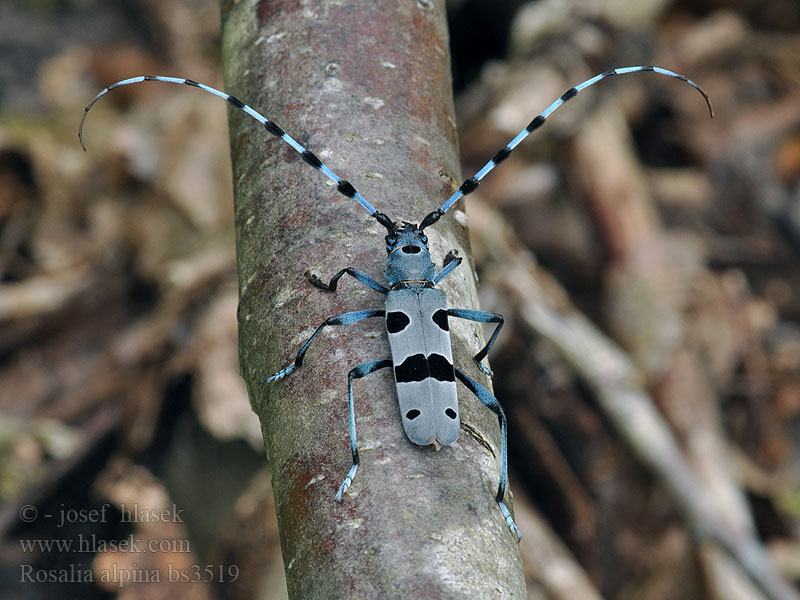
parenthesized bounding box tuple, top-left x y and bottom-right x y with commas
(220, 1, 526, 597)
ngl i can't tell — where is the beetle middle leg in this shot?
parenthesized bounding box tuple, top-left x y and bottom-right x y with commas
(448, 309, 504, 377)
(265, 309, 385, 382)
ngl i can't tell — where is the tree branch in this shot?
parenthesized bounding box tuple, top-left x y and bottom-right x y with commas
(220, 0, 525, 597)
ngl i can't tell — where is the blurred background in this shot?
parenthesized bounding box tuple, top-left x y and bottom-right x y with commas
(1, 0, 799, 598)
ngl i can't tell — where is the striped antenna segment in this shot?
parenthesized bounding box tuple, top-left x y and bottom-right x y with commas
(78, 75, 379, 217)
(420, 65, 714, 229)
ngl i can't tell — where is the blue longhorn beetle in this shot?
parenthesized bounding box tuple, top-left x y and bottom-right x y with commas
(80, 66, 713, 540)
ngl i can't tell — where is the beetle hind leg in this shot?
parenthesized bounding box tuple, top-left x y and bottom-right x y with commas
(454, 367, 521, 541)
(335, 359, 393, 502)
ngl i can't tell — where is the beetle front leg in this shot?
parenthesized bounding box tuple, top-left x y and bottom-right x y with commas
(306, 267, 388, 294)
(433, 250, 462, 284)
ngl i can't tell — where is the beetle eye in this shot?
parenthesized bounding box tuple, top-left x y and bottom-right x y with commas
(401, 245, 421, 254)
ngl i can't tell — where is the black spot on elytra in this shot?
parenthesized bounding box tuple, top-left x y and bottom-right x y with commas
(395, 353, 454, 383)
(395, 354, 428, 383)
(428, 354, 455, 382)
(386, 311, 411, 334)
(432, 310, 449, 331)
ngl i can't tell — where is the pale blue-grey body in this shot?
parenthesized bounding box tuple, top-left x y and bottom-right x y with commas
(382, 229, 460, 445)
(385, 288, 459, 446)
